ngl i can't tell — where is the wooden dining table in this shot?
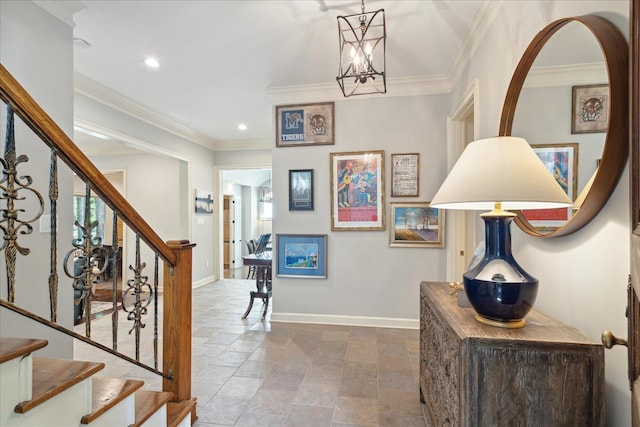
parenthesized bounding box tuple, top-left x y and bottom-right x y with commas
(241, 252, 272, 320)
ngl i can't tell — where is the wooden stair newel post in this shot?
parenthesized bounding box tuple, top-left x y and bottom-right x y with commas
(162, 240, 196, 404)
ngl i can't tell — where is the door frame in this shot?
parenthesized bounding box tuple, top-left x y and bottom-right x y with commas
(445, 79, 480, 282)
(214, 164, 271, 280)
(629, 0, 639, 423)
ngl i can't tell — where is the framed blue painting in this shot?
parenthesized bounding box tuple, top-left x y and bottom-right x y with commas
(276, 234, 327, 279)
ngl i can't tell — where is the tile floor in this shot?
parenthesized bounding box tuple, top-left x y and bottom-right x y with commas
(74, 272, 425, 426)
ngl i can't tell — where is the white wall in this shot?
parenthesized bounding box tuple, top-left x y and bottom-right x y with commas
(89, 153, 184, 288)
(451, 1, 631, 425)
(0, 0, 75, 358)
(272, 94, 450, 326)
(74, 93, 217, 286)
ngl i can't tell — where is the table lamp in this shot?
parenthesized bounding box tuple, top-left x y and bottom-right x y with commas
(430, 136, 572, 328)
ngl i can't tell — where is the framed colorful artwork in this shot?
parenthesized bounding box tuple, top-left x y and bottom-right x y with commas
(389, 202, 444, 248)
(522, 143, 578, 230)
(391, 153, 419, 197)
(275, 102, 335, 147)
(330, 150, 385, 231)
(571, 84, 609, 134)
(289, 169, 314, 211)
(276, 234, 327, 279)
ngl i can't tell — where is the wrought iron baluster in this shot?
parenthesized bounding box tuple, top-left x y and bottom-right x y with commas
(1, 104, 45, 303)
(111, 211, 119, 351)
(82, 184, 93, 337)
(122, 235, 152, 362)
(48, 149, 58, 321)
(153, 254, 159, 370)
(62, 183, 108, 337)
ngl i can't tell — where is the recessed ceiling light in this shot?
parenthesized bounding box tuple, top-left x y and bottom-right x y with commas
(144, 57, 160, 69)
(238, 124, 247, 131)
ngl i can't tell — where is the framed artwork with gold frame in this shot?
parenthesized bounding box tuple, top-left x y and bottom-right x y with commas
(330, 150, 385, 231)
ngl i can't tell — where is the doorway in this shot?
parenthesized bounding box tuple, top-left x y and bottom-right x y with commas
(216, 167, 272, 280)
(223, 195, 243, 270)
(446, 80, 480, 282)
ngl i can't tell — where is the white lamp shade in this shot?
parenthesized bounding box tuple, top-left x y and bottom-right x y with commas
(430, 136, 572, 211)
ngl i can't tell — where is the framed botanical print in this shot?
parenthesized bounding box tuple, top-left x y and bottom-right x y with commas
(330, 150, 385, 231)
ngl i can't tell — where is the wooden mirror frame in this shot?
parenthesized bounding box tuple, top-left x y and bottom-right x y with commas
(499, 15, 629, 238)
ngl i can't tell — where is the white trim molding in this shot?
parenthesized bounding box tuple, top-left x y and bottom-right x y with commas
(34, 0, 83, 27)
(270, 312, 418, 330)
(268, 75, 451, 106)
(74, 72, 217, 150)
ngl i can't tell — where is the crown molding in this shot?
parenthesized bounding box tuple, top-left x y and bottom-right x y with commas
(33, 0, 84, 27)
(74, 71, 218, 151)
(213, 139, 273, 152)
(74, 118, 190, 161)
(448, 0, 506, 87)
(268, 75, 451, 105)
(524, 63, 608, 88)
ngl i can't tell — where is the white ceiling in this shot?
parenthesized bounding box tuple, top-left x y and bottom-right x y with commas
(69, 0, 491, 153)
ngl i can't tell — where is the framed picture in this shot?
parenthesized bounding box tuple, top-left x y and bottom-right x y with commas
(195, 189, 213, 214)
(275, 102, 335, 147)
(571, 84, 609, 134)
(289, 169, 314, 211)
(391, 153, 419, 197)
(276, 234, 327, 279)
(389, 202, 444, 248)
(522, 143, 578, 230)
(330, 150, 385, 231)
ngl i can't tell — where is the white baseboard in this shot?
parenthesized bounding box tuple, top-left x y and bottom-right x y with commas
(270, 312, 418, 329)
(192, 275, 217, 289)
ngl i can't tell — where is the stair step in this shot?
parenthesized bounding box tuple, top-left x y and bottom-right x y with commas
(14, 357, 104, 414)
(132, 389, 173, 427)
(80, 377, 144, 424)
(0, 337, 47, 363)
(167, 398, 197, 427)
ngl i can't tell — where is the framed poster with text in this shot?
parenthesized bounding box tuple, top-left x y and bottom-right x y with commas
(391, 153, 419, 197)
(330, 150, 385, 231)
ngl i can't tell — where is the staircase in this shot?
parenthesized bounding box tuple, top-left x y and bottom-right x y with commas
(1, 62, 197, 425)
(0, 337, 195, 427)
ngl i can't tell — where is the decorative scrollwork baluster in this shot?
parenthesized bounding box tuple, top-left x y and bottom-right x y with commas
(122, 235, 152, 362)
(1, 104, 45, 303)
(62, 183, 108, 337)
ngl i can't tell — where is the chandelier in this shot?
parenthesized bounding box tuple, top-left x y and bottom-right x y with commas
(336, 0, 386, 97)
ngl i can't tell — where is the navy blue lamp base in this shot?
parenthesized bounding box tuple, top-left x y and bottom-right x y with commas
(463, 214, 538, 329)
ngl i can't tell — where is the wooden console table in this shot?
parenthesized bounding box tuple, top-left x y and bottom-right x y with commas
(419, 281, 604, 427)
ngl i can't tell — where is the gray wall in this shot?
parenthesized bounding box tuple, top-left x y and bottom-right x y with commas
(0, 0, 75, 358)
(451, 1, 630, 425)
(272, 94, 450, 325)
(74, 93, 217, 286)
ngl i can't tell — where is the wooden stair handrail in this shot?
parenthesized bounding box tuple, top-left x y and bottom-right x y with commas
(0, 64, 176, 266)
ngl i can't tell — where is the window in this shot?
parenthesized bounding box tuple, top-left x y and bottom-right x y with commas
(258, 186, 272, 220)
(73, 195, 106, 242)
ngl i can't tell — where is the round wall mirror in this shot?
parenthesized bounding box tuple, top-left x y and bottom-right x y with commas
(499, 15, 628, 238)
